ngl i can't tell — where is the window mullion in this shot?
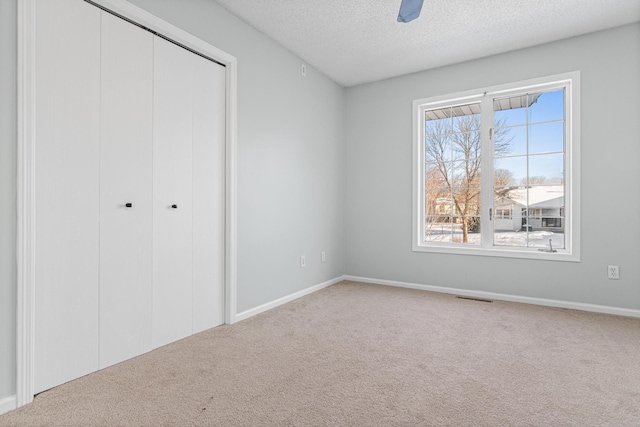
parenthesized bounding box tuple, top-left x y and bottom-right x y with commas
(480, 95, 494, 249)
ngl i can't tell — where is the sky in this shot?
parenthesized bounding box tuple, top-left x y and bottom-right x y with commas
(493, 89, 565, 186)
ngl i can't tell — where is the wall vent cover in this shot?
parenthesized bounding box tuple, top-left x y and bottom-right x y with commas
(455, 296, 493, 303)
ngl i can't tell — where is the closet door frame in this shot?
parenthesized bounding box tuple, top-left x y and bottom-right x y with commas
(16, 0, 238, 407)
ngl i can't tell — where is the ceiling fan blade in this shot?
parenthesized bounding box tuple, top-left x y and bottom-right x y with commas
(398, 0, 424, 23)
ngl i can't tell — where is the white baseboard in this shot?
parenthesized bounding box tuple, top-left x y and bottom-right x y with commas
(234, 274, 640, 322)
(0, 395, 17, 415)
(235, 276, 345, 322)
(344, 275, 640, 318)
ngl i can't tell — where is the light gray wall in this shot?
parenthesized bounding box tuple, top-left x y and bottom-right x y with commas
(127, 0, 346, 313)
(0, 0, 345, 401)
(345, 23, 640, 310)
(0, 0, 17, 400)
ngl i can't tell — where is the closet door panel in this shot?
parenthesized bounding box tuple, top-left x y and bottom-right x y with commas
(152, 38, 194, 349)
(99, 12, 154, 368)
(192, 57, 226, 333)
(34, 0, 101, 393)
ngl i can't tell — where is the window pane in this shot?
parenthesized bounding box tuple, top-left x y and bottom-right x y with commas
(451, 131, 481, 162)
(425, 133, 452, 163)
(425, 115, 451, 137)
(425, 216, 453, 243)
(497, 186, 564, 215)
(494, 156, 527, 185)
(526, 185, 564, 225)
(492, 87, 567, 250)
(493, 228, 565, 249)
(452, 217, 480, 245)
(525, 229, 565, 250)
(425, 188, 481, 245)
(425, 185, 449, 198)
(426, 191, 451, 216)
(495, 125, 525, 157)
(452, 161, 481, 188)
(452, 112, 481, 133)
(528, 89, 564, 124)
(529, 122, 564, 155)
(494, 188, 523, 241)
(425, 163, 449, 189)
(424, 102, 483, 246)
(452, 187, 481, 216)
(494, 230, 529, 247)
(494, 169, 517, 188)
(494, 97, 527, 126)
(468, 216, 481, 232)
(529, 153, 564, 185)
(494, 202, 528, 246)
(493, 185, 565, 249)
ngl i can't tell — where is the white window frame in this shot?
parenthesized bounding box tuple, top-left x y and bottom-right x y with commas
(412, 72, 580, 261)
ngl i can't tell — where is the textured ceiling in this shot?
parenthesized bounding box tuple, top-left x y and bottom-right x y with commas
(211, 0, 640, 87)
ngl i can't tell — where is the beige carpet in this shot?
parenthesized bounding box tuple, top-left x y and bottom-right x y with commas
(2, 280, 640, 426)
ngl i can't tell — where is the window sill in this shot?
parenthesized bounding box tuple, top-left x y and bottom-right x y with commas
(412, 242, 580, 262)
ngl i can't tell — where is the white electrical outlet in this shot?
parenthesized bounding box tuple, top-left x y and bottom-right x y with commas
(321, 251, 326, 263)
(301, 64, 307, 77)
(300, 255, 306, 268)
(607, 265, 619, 280)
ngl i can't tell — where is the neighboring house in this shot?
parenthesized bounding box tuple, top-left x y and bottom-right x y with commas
(428, 196, 480, 223)
(494, 186, 564, 232)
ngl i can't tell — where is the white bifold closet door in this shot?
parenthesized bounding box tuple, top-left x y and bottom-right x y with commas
(99, 11, 154, 369)
(34, 0, 101, 394)
(152, 38, 195, 349)
(152, 37, 226, 348)
(192, 49, 226, 334)
(34, 0, 226, 394)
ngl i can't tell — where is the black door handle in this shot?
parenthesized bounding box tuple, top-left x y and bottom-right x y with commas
(125, 203, 133, 208)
